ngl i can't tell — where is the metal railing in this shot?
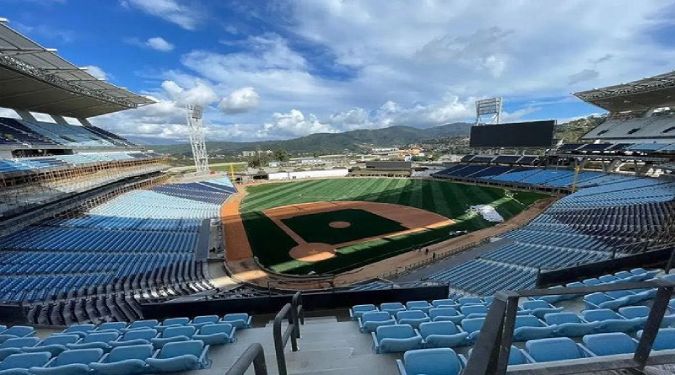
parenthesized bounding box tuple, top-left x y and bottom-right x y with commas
(464, 279, 675, 375)
(273, 292, 303, 375)
(225, 343, 267, 375)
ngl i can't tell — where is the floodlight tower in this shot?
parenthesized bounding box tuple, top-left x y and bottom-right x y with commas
(475, 97, 503, 125)
(186, 104, 210, 175)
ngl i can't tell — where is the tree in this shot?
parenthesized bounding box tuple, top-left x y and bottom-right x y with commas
(274, 149, 290, 162)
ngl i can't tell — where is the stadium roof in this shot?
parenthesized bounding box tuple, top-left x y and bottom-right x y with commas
(0, 20, 154, 118)
(574, 70, 675, 113)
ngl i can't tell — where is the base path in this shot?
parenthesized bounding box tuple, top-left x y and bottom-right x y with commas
(220, 188, 252, 261)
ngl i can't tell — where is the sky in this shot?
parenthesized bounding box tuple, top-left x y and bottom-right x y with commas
(1, 0, 675, 143)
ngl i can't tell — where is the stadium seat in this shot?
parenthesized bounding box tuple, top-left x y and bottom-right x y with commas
(150, 326, 195, 349)
(544, 312, 598, 337)
(396, 348, 464, 375)
(513, 315, 555, 341)
(97, 322, 127, 332)
(457, 297, 482, 305)
(371, 324, 423, 353)
(350, 304, 378, 320)
(428, 307, 465, 324)
(381, 302, 406, 315)
(111, 329, 158, 347)
(619, 306, 675, 328)
(418, 321, 469, 348)
(66, 332, 119, 351)
(431, 299, 458, 308)
(637, 328, 675, 350)
(156, 317, 190, 331)
(359, 311, 396, 333)
(582, 309, 642, 333)
(396, 310, 431, 328)
(0, 337, 40, 360)
(582, 333, 637, 356)
(468, 345, 531, 365)
(460, 304, 488, 316)
(22, 335, 80, 357)
(146, 340, 210, 372)
(60, 324, 95, 338)
(191, 315, 220, 328)
(30, 348, 103, 375)
(525, 337, 590, 362)
(192, 323, 236, 345)
(460, 318, 485, 341)
(126, 320, 159, 331)
(521, 300, 563, 319)
(0, 326, 34, 343)
(0, 352, 51, 375)
(221, 313, 251, 329)
(406, 301, 432, 313)
(89, 344, 153, 375)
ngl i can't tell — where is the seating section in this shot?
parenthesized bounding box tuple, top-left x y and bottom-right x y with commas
(0, 177, 235, 324)
(583, 114, 675, 142)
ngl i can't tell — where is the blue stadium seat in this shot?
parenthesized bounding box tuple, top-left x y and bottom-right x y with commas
(66, 332, 119, 351)
(191, 315, 220, 328)
(544, 312, 598, 337)
(637, 328, 675, 350)
(31, 348, 104, 375)
(418, 321, 469, 348)
(0, 352, 51, 375)
(406, 301, 432, 313)
(521, 300, 563, 319)
(0, 337, 40, 360)
(0, 326, 34, 343)
(22, 335, 79, 357)
(350, 304, 378, 320)
(582, 333, 637, 356)
(359, 311, 396, 333)
(192, 323, 236, 345)
(396, 348, 464, 375)
(96, 322, 128, 332)
(89, 344, 153, 375)
(146, 340, 211, 373)
(460, 318, 485, 341)
(431, 299, 458, 308)
(428, 307, 465, 324)
(381, 302, 407, 316)
(111, 329, 158, 347)
(150, 326, 195, 349)
(156, 317, 190, 331)
(582, 309, 642, 333)
(371, 324, 423, 354)
(525, 337, 590, 362)
(513, 315, 555, 341)
(396, 310, 431, 328)
(221, 313, 252, 329)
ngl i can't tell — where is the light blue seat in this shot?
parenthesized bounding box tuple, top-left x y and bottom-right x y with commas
(0, 327, 34, 343)
(598, 275, 619, 283)
(468, 345, 530, 365)
(521, 300, 563, 319)
(21, 335, 79, 358)
(582, 278, 601, 286)
(221, 313, 251, 329)
(605, 290, 633, 299)
(428, 307, 464, 324)
(0, 352, 51, 375)
(0, 338, 40, 360)
(151, 326, 195, 349)
(406, 301, 432, 313)
(97, 322, 127, 332)
(359, 311, 396, 333)
(156, 318, 190, 331)
(582, 309, 642, 333)
(89, 344, 153, 375)
(396, 311, 430, 328)
(583, 333, 637, 356)
(31, 348, 103, 375)
(192, 323, 235, 345)
(60, 324, 95, 338)
(431, 299, 458, 308)
(350, 305, 378, 320)
(458, 297, 482, 305)
(460, 318, 485, 341)
(371, 324, 423, 353)
(513, 315, 554, 341)
(191, 315, 220, 328)
(111, 329, 158, 347)
(525, 337, 589, 362)
(583, 292, 614, 309)
(146, 340, 210, 372)
(637, 328, 675, 350)
(544, 312, 598, 337)
(419, 321, 468, 348)
(619, 306, 675, 328)
(381, 302, 406, 316)
(396, 348, 463, 375)
(631, 268, 658, 278)
(126, 320, 158, 331)
(66, 332, 119, 351)
(460, 305, 488, 316)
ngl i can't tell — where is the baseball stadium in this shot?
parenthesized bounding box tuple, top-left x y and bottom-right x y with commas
(1, 10, 675, 375)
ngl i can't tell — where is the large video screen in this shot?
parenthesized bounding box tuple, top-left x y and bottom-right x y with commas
(470, 120, 555, 148)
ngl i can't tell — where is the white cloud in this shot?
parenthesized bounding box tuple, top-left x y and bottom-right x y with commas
(259, 109, 337, 139)
(219, 87, 260, 114)
(82, 65, 108, 80)
(161, 80, 218, 106)
(145, 37, 174, 52)
(122, 0, 201, 30)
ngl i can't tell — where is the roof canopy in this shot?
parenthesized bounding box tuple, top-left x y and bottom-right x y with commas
(574, 71, 675, 113)
(0, 20, 154, 118)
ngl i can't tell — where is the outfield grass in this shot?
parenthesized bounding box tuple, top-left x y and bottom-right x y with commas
(240, 178, 547, 274)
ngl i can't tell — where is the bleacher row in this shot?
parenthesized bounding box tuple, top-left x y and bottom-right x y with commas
(0, 313, 251, 374)
(0, 151, 161, 176)
(0, 117, 134, 149)
(0, 178, 235, 326)
(352, 269, 675, 374)
(558, 142, 675, 154)
(583, 113, 675, 144)
(423, 177, 675, 296)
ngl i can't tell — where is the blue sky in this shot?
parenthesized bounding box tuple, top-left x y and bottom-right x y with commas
(1, 0, 675, 142)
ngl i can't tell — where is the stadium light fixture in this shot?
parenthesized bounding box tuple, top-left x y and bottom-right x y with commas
(0, 18, 8, 23)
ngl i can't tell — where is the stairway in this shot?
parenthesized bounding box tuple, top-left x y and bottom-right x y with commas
(187, 316, 399, 375)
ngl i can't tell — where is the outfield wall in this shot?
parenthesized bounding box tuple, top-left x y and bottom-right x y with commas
(268, 169, 349, 180)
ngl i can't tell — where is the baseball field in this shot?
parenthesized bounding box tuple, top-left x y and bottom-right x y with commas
(236, 178, 546, 275)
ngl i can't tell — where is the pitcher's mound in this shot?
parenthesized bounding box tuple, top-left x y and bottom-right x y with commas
(289, 243, 336, 262)
(329, 221, 351, 229)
